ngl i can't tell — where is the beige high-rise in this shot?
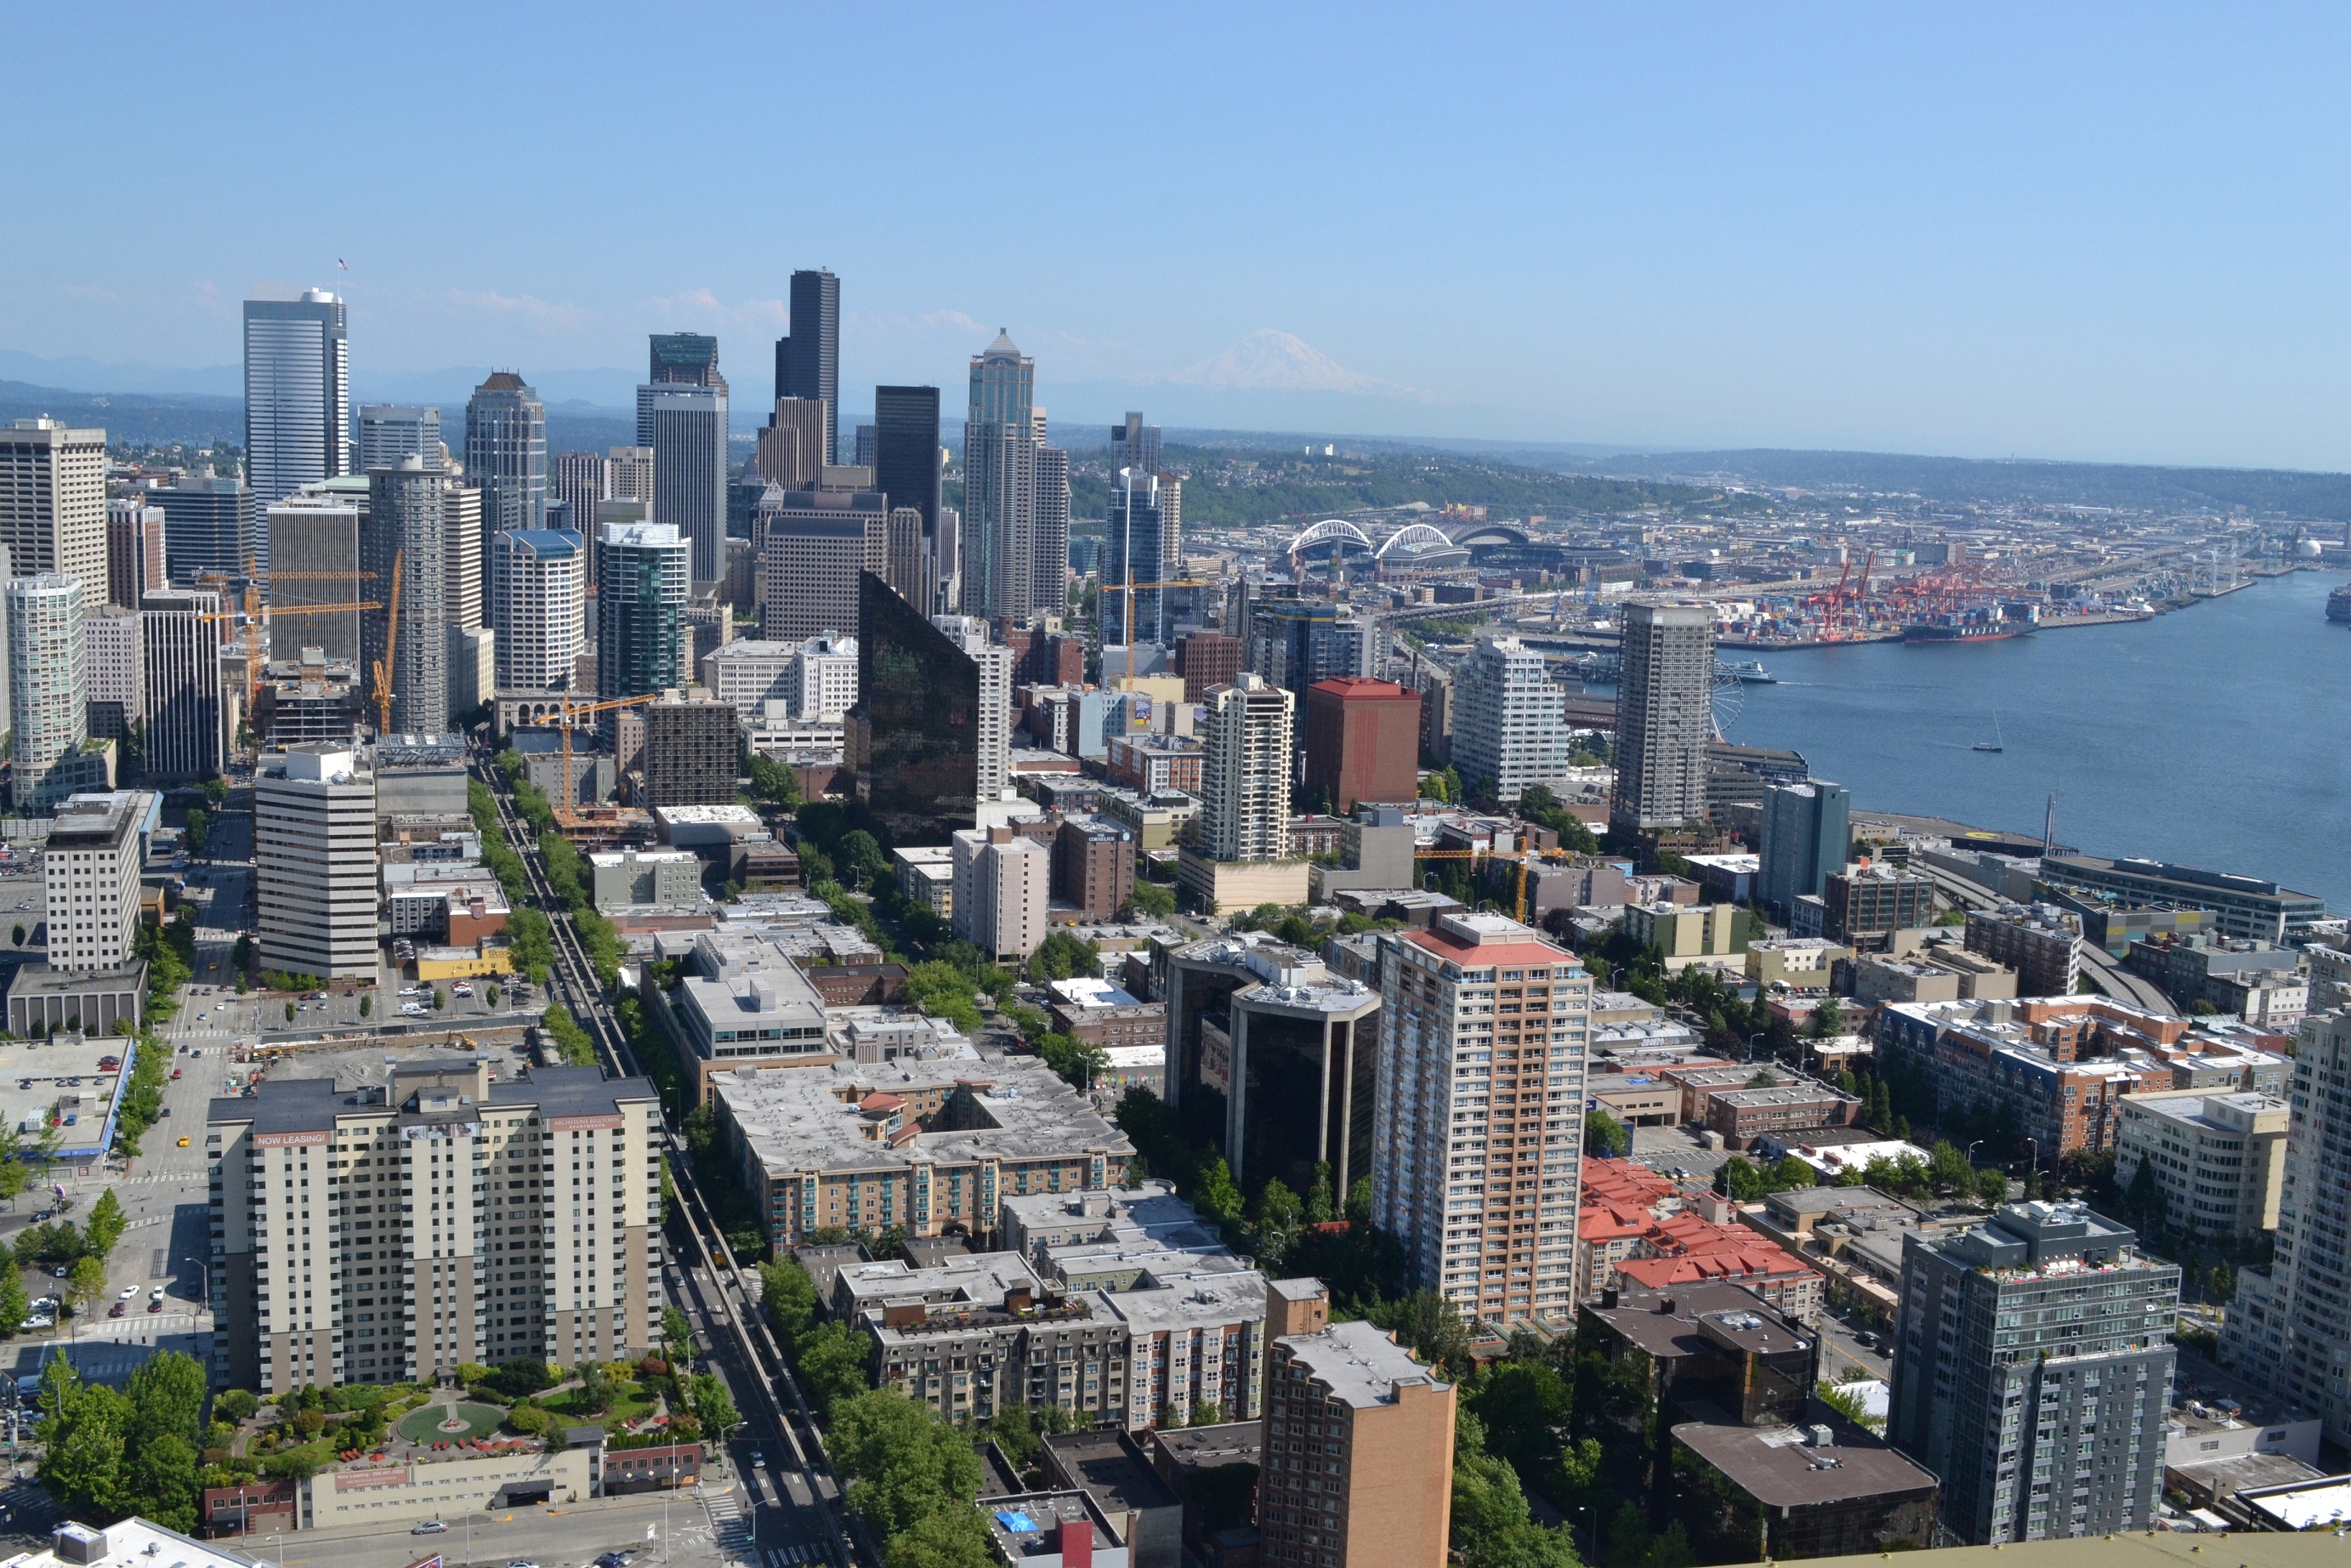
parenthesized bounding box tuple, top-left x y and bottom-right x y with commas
(207, 1059, 663, 1393)
(0, 419, 107, 611)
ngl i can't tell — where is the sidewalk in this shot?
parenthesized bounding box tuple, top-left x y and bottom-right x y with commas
(236, 1482, 739, 1568)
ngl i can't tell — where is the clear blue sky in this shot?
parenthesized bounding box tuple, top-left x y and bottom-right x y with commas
(8, 3, 2351, 465)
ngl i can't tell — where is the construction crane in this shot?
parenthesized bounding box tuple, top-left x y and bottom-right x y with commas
(191, 559, 378, 708)
(1413, 845, 1582, 926)
(371, 549, 401, 736)
(1105, 578, 1209, 682)
(549, 691, 662, 826)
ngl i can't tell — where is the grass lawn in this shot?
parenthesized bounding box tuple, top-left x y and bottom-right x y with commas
(539, 1381, 656, 1426)
(395, 1401, 507, 1443)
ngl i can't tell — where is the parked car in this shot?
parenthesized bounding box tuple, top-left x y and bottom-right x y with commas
(412, 1521, 447, 1536)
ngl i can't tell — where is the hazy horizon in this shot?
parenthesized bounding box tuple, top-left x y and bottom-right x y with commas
(9, 7, 2351, 469)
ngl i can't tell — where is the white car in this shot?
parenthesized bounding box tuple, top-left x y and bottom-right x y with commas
(116, 1286, 136, 1300)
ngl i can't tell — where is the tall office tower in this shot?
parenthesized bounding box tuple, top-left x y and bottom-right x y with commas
(962, 332, 1036, 619)
(1890, 1203, 2177, 1542)
(363, 458, 449, 734)
(1103, 468, 1174, 647)
(5, 575, 87, 809)
(463, 372, 547, 533)
(950, 826, 1048, 963)
(638, 382, 728, 588)
(1258, 1294, 1457, 1568)
(595, 520, 688, 701)
(82, 606, 141, 741)
(1200, 673, 1294, 863)
(852, 424, 876, 469)
(1303, 678, 1423, 812)
(755, 470, 889, 640)
(442, 480, 484, 632)
(1031, 432, 1070, 615)
(2, 418, 108, 611)
(606, 445, 655, 503)
(1758, 780, 1853, 921)
(550, 451, 608, 544)
(139, 588, 224, 781)
(105, 497, 167, 609)
(640, 695, 739, 806)
(847, 576, 995, 843)
(244, 288, 349, 565)
(1450, 636, 1570, 805)
(1111, 412, 1162, 477)
(253, 742, 379, 982)
(934, 503, 962, 614)
(356, 405, 442, 472)
(208, 1060, 662, 1391)
(2226, 1008, 2351, 1446)
(883, 507, 926, 608)
(1372, 912, 1593, 1325)
(264, 495, 362, 663)
(152, 474, 249, 585)
(929, 612, 1013, 807)
(1610, 601, 1714, 838)
(776, 268, 841, 461)
(757, 398, 827, 491)
(873, 383, 942, 547)
(649, 332, 724, 389)
(43, 790, 148, 975)
(491, 528, 585, 690)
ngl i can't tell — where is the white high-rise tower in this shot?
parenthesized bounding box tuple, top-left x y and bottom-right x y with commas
(244, 288, 349, 568)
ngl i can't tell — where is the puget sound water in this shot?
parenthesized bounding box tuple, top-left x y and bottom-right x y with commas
(1707, 570, 2351, 914)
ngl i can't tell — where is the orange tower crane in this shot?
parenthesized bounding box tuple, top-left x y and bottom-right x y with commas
(1106, 578, 1209, 682)
(550, 691, 661, 826)
(370, 549, 401, 736)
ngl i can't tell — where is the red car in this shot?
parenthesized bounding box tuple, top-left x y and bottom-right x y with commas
(169, 1069, 182, 1080)
(146, 1298, 162, 1313)
(107, 1302, 124, 1318)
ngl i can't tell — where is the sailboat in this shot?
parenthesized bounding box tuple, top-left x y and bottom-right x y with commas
(1973, 713, 2005, 753)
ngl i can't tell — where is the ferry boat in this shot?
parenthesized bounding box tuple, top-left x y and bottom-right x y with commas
(2328, 583, 2351, 624)
(1717, 658, 1778, 684)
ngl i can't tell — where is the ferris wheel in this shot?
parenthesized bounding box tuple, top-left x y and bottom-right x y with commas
(1711, 665, 1745, 740)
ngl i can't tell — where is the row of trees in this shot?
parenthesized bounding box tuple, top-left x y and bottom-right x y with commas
(38, 1352, 208, 1531)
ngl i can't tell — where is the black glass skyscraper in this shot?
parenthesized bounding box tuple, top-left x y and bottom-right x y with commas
(847, 571, 979, 844)
(776, 270, 839, 461)
(873, 385, 941, 541)
(649, 333, 724, 389)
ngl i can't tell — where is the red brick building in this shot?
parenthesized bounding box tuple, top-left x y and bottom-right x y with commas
(1106, 734, 1204, 796)
(1303, 678, 1422, 812)
(1173, 632, 1245, 700)
(1055, 815, 1136, 920)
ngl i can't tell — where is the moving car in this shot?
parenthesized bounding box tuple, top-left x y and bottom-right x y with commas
(177, 1138, 189, 1148)
(107, 1303, 124, 1318)
(412, 1521, 446, 1536)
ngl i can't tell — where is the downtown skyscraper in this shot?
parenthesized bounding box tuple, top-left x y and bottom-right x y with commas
(364, 458, 449, 734)
(961, 332, 1032, 618)
(1, 418, 108, 611)
(464, 372, 547, 533)
(596, 520, 688, 701)
(244, 288, 349, 565)
(638, 334, 728, 588)
(775, 269, 840, 463)
(1610, 599, 1715, 838)
(873, 385, 942, 605)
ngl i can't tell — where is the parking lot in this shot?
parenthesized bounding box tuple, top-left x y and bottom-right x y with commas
(1628, 1122, 1736, 1182)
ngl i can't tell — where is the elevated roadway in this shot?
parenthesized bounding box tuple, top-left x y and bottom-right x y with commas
(1918, 866, 2175, 1014)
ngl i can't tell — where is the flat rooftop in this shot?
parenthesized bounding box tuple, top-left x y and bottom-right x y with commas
(713, 1055, 1134, 1178)
(1275, 1318, 1447, 1407)
(1672, 1404, 1939, 1508)
(0, 1033, 129, 1159)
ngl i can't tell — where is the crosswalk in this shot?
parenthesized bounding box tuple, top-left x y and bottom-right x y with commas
(705, 1489, 753, 1565)
(762, 1546, 828, 1567)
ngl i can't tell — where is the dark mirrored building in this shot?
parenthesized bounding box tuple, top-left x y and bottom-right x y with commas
(848, 570, 979, 844)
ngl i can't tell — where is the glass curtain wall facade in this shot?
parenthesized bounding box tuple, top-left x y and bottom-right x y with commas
(848, 571, 980, 844)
